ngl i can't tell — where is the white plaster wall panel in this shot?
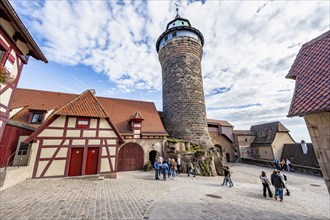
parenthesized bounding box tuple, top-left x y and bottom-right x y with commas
(99, 130, 116, 137)
(72, 139, 85, 145)
(134, 130, 141, 134)
(109, 147, 116, 156)
(66, 130, 80, 137)
(100, 158, 110, 172)
(40, 148, 57, 159)
(44, 160, 66, 177)
(2, 88, 12, 107)
(90, 119, 97, 129)
(68, 117, 76, 128)
(88, 139, 100, 145)
(44, 109, 54, 121)
(134, 135, 140, 139)
(28, 142, 39, 167)
(16, 40, 29, 55)
(99, 118, 111, 129)
(42, 139, 63, 146)
(102, 147, 107, 156)
(83, 130, 96, 137)
(10, 54, 18, 75)
(39, 129, 64, 137)
(56, 148, 68, 158)
(63, 140, 69, 145)
(111, 158, 116, 171)
(106, 139, 117, 145)
(49, 116, 66, 127)
(9, 107, 24, 118)
(1, 19, 15, 37)
(36, 161, 47, 177)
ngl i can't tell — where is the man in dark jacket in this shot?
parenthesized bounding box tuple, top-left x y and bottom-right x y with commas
(271, 170, 286, 201)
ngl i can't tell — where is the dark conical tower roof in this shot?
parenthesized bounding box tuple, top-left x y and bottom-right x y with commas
(155, 13, 204, 52)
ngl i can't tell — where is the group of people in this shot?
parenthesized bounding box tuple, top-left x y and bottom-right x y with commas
(153, 158, 291, 203)
(273, 158, 292, 172)
(153, 157, 197, 181)
(153, 157, 180, 181)
(259, 169, 290, 202)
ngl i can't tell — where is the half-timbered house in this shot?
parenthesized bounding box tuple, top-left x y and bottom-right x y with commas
(0, 0, 47, 167)
(2, 88, 167, 184)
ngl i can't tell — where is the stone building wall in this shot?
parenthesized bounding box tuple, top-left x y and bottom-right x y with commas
(158, 36, 213, 148)
(209, 131, 235, 162)
(304, 112, 330, 193)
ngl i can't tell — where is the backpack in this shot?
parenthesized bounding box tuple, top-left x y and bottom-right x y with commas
(283, 174, 287, 181)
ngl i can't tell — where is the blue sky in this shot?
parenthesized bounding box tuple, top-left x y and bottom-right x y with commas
(11, 0, 330, 142)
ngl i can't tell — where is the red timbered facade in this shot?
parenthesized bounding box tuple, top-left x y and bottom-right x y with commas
(22, 91, 124, 178)
(0, 0, 47, 148)
(2, 88, 167, 179)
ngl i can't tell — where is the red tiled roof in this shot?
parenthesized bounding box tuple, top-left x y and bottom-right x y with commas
(286, 31, 330, 117)
(11, 88, 167, 135)
(97, 97, 166, 134)
(54, 90, 109, 118)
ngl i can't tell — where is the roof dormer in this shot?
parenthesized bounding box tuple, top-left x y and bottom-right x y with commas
(28, 109, 47, 124)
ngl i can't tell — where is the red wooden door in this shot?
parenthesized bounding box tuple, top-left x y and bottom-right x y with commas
(68, 148, 84, 176)
(118, 143, 143, 171)
(85, 147, 99, 175)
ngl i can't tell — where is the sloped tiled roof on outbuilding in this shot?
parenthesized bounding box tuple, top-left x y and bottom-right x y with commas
(250, 121, 290, 146)
(282, 143, 319, 168)
(286, 31, 330, 117)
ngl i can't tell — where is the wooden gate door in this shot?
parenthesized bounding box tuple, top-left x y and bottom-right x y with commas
(85, 147, 99, 175)
(68, 148, 84, 176)
(118, 143, 143, 171)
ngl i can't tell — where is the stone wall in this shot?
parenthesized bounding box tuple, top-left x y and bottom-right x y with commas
(158, 36, 213, 148)
(304, 112, 330, 193)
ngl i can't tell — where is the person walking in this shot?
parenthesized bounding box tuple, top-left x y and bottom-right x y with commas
(177, 158, 181, 174)
(277, 170, 291, 196)
(221, 166, 233, 187)
(158, 156, 163, 177)
(170, 159, 177, 180)
(285, 159, 292, 172)
(259, 171, 273, 198)
(187, 161, 196, 177)
(162, 161, 169, 181)
(271, 170, 286, 202)
(154, 159, 160, 180)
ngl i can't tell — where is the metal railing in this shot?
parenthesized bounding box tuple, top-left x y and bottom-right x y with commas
(4, 150, 30, 172)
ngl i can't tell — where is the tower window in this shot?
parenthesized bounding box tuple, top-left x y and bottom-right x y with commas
(172, 32, 177, 37)
(181, 22, 184, 25)
(164, 36, 168, 42)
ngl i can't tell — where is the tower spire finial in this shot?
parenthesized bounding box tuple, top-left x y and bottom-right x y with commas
(174, 2, 180, 17)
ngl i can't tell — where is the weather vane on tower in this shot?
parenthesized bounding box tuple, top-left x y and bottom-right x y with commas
(174, 2, 180, 16)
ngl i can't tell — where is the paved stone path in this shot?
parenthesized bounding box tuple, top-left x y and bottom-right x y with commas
(0, 163, 329, 219)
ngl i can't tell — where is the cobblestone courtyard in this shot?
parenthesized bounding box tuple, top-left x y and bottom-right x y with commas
(0, 163, 329, 220)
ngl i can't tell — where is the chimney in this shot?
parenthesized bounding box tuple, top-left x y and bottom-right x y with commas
(89, 89, 96, 95)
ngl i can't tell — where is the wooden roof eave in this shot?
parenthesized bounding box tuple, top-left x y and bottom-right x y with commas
(1, 0, 48, 63)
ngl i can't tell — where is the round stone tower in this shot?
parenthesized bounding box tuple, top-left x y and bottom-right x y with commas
(156, 13, 213, 148)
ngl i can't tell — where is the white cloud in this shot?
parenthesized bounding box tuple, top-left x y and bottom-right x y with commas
(11, 0, 329, 142)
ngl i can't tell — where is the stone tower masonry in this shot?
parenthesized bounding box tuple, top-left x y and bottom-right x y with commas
(156, 13, 213, 148)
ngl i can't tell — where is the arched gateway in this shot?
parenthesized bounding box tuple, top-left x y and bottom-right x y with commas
(118, 143, 143, 171)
